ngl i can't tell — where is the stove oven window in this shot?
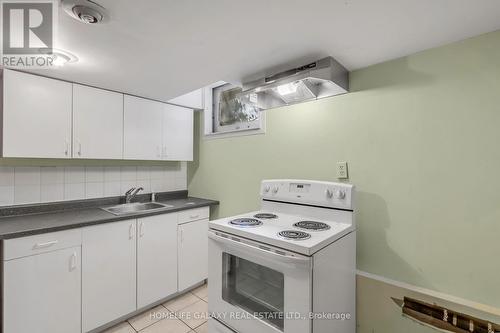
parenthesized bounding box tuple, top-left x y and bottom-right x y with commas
(222, 253, 285, 331)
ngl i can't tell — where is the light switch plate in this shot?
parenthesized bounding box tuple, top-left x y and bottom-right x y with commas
(337, 161, 348, 179)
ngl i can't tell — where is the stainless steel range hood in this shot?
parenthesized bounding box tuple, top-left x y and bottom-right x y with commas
(240, 56, 349, 110)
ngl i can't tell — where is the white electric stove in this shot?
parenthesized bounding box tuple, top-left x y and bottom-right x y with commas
(209, 211, 352, 256)
(208, 179, 356, 333)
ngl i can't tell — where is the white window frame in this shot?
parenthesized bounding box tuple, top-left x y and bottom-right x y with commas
(203, 81, 266, 139)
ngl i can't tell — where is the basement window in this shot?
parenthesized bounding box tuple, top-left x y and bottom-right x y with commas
(204, 82, 265, 137)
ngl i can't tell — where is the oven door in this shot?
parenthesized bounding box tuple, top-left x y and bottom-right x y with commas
(208, 229, 312, 333)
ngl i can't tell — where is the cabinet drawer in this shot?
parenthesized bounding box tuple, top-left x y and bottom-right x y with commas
(178, 207, 209, 224)
(3, 229, 82, 261)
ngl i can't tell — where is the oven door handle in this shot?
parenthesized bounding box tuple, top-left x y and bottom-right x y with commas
(208, 230, 311, 265)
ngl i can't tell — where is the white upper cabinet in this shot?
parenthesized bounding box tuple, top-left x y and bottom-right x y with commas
(168, 88, 203, 109)
(123, 95, 164, 160)
(2, 69, 72, 158)
(1, 70, 194, 161)
(124, 95, 194, 161)
(162, 104, 193, 161)
(73, 85, 124, 159)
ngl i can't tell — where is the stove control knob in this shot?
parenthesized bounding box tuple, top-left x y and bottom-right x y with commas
(263, 185, 271, 193)
(272, 186, 279, 194)
(326, 189, 334, 198)
(334, 189, 346, 199)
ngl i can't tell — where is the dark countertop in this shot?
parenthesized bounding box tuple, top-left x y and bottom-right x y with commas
(0, 193, 218, 239)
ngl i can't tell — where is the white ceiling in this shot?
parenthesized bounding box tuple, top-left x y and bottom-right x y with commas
(30, 0, 500, 101)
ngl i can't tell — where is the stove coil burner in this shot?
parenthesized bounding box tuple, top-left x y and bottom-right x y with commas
(229, 218, 263, 227)
(253, 213, 278, 219)
(293, 221, 331, 231)
(278, 230, 311, 241)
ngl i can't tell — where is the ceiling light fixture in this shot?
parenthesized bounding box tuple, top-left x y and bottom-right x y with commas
(52, 53, 71, 66)
(276, 82, 299, 96)
(39, 48, 79, 67)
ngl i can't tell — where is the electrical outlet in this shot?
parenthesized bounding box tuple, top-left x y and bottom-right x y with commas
(337, 161, 348, 179)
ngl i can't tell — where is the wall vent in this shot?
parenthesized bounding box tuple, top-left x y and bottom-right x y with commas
(392, 297, 499, 333)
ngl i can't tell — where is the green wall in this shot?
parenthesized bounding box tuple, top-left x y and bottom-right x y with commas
(188, 30, 500, 309)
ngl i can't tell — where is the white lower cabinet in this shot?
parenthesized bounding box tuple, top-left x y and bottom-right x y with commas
(137, 214, 178, 308)
(82, 220, 137, 332)
(3, 246, 82, 333)
(178, 218, 209, 291)
(2, 207, 210, 333)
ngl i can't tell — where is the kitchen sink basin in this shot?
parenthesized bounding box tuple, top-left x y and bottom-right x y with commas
(102, 202, 173, 216)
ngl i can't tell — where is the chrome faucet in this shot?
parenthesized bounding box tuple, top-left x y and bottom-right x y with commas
(125, 187, 144, 203)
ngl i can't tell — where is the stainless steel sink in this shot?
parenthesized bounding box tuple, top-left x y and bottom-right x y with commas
(102, 202, 173, 216)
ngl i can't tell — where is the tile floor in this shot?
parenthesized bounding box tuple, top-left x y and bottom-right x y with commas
(102, 283, 208, 333)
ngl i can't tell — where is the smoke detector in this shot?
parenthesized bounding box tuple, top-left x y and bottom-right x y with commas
(62, 0, 109, 24)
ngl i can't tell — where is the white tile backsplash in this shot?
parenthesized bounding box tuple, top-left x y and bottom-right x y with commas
(15, 167, 41, 185)
(0, 163, 187, 206)
(41, 184, 64, 203)
(150, 166, 164, 180)
(151, 178, 167, 192)
(64, 183, 86, 201)
(15, 185, 41, 204)
(85, 167, 104, 183)
(64, 166, 85, 183)
(41, 167, 64, 184)
(136, 166, 151, 180)
(165, 176, 176, 191)
(104, 166, 121, 182)
(121, 166, 137, 181)
(104, 181, 121, 197)
(175, 177, 187, 190)
(0, 186, 14, 205)
(0, 167, 15, 186)
(86, 182, 104, 199)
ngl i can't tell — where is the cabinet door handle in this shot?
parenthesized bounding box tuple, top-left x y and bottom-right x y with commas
(129, 223, 135, 239)
(190, 214, 200, 219)
(180, 228, 184, 243)
(64, 141, 69, 156)
(69, 252, 77, 271)
(139, 222, 145, 237)
(33, 240, 58, 249)
(78, 142, 82, 156)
